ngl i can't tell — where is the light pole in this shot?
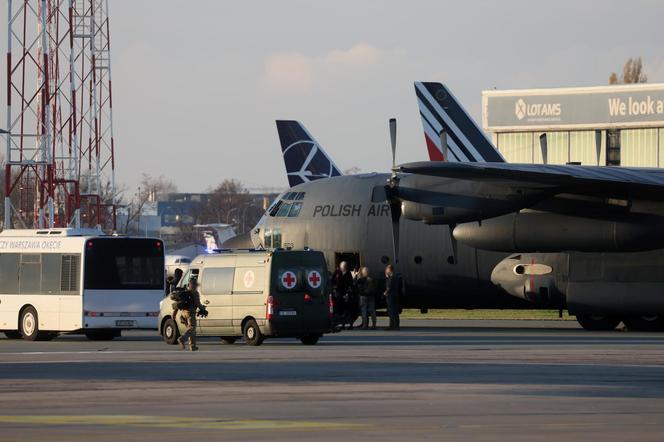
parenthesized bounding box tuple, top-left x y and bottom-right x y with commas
(241, 203, 257, 234)
(226, 207, 239, 227)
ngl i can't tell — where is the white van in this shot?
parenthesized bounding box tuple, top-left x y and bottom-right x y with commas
(158, 249, 332, 346)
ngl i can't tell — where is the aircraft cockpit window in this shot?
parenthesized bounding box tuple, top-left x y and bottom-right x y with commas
(266, 199, 279, 215)
(269, 200, 283, 217)
(276, 202, 292, 217)
(288, 202, 302, 217)
(280, 192, 305, 202)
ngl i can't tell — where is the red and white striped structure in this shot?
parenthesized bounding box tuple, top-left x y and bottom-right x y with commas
(4, 0, 117, 230)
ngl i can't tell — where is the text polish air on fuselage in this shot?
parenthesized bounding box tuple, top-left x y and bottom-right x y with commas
(251, 174, 520, 309)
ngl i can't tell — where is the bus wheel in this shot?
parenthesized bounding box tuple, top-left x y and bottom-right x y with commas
(163, 318, 180, 345)
(299, 335, 320, 345)
(243, 320, 264, 346)
(20, 307, 44, 341)
(4, 331, 22, 339)
(85, 330, 120, 341)
(576, 314, 621, 331)
(623, 315, 664, 332)
(220, 337, 237, 345)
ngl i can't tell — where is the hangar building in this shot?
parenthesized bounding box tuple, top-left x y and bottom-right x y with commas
(482, 83, 664, 167)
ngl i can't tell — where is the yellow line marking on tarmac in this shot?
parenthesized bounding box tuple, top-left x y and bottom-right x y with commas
(0, 415, 367, 431)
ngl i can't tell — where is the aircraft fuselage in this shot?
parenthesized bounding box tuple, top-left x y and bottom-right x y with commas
(251, 174, 525, 309)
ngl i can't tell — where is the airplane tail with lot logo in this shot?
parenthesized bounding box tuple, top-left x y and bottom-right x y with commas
(276, 120, 343, 188)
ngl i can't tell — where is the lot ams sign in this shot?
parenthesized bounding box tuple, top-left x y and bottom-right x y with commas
(514, 98, 561, 121)
(484, 83, 664, 131)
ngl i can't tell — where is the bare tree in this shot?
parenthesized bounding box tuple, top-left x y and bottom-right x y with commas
(203, 179, 251, 226)
(124, 174, 178, 232)
(609, 57, 648, 84)
(138, 173, 178, 202)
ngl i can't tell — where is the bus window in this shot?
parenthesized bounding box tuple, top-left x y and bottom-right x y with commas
(19, 254, 41, 294)
(84, 238, 164, 290)
(60, 255, 80, 293)
(41, 254, 61, 295)
(0, 253, 19, 294)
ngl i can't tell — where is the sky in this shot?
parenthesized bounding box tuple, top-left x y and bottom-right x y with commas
(4, 0, 664, 194)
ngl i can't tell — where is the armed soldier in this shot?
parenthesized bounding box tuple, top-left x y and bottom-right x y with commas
(171, 279, 207, 351)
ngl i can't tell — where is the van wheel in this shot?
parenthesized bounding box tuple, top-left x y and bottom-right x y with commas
(299, 335, 320, 345)
(163, 318, 180, 345)
(220, 337, 237, 345)
(4, 331, 22, 339)
(623, 315, 664, 332)
(243, 320, 264, 346)
(576, 314, 621, 331)
(85, 330, 120, 341)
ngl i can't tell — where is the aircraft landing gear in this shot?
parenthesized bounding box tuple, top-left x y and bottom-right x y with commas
(622, 315, 664, 332)
(575, 314, 621, 331)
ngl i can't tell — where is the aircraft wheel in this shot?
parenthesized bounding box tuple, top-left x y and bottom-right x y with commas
(623, 315, 664, 332)
(576, 314, 621, 331)
(220, 337, 237, 345)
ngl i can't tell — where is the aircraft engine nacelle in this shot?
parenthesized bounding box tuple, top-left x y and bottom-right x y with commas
(453, 211, 664, 253)
(490, 253, 565, 306)
(400, 201, 506, 225)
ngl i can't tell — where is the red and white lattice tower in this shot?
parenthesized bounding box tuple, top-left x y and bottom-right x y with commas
(4, 0, 117, 230)
(71, 0, 117, 230)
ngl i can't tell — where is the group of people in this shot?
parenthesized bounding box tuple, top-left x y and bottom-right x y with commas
(331, 261, 401, 331)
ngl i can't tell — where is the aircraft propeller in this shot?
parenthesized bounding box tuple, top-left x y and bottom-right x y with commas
(386, 118, 402, 265)
(539, 133, 548, 165)
(438, 129, 458, 264)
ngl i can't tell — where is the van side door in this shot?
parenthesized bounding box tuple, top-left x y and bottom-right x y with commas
(198, 267, 234, 336)
(232, 266, 266, 334)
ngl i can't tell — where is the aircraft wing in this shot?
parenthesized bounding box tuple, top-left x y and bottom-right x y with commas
(399, 161, 664, 201)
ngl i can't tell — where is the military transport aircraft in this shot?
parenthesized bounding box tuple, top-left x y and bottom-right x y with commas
(251, 85, 528, 315)
(249, 82, 664, 332)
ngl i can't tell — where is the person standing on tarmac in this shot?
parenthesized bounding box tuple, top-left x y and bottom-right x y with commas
(172, 279, 205, 351)
(356, 267, 377, 329)
(334, 261, 356, 329)
(383, 265, 400, 330)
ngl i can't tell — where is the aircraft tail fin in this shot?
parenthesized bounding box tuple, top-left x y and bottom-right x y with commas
(415, 82, 505, 163)
(276, 120, 343, 188)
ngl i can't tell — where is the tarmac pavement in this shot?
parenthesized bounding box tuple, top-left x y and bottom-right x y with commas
(1, 319, 663, 441)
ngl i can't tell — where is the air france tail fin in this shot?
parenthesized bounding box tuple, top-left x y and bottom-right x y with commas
(415, 82, 505, 163)
(276, 120, 343, 187)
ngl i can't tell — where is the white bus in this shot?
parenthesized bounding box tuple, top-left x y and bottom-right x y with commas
(0, 228, 165, 341)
